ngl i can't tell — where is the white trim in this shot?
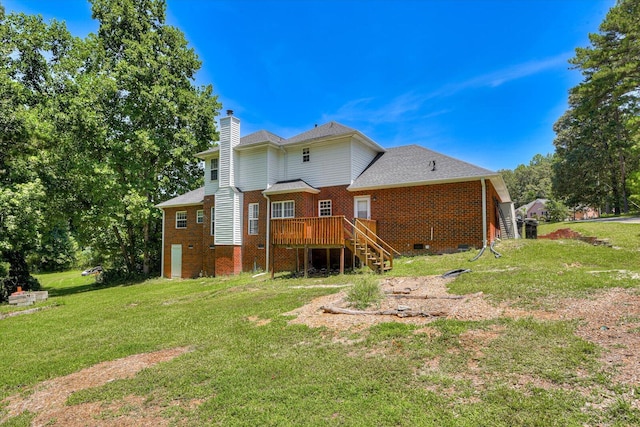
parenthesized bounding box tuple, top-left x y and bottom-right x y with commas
(210, 207, 215, 236)
(248, 203, 259, 235)
(271, 200, 295, 218)
(354, 196, 371, 220)
(161, 210, 165, 277)
(318, 199, 332, 217)
(175, 211, 187, 228)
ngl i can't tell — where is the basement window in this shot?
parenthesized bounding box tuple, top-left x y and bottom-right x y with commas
(176, 211, 187, 229)
(302, 147, 310, 163)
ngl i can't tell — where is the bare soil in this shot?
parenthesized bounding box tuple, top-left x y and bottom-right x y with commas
(3, 276, 639, 425)
(285, 276, 640, 386)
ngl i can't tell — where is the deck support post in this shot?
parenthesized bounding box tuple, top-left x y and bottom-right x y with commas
(270, 244, 275, 279)
(304, 246, 308, 278)
(326, 248, 330, 272)
(340, 246, 345, 274)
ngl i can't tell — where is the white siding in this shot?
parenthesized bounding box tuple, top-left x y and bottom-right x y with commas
(351, 141, 379, 182)
(214, 187, 243, 245)
(285, 138, 352, 187)
(219, 116, 240, 188)
(237, 147, 268, 191)
(267, 146, 282, 186)
(204, 156, 219, 196)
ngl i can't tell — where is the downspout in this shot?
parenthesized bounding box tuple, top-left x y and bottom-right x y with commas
(161, 209, 165, 277)
(470, 178, 488, 262)
(481, 177, 487, 248)
(263, 193, 271, 272)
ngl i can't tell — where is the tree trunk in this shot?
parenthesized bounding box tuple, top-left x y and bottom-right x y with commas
(143, 219, 150, 275)
(112, 225, 133, 272)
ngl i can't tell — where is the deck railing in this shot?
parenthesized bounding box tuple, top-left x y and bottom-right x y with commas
(271, 216, 345, 246)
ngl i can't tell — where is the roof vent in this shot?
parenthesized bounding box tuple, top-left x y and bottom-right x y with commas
(226, 109, 234, 116)
(428, 160, 436, 171)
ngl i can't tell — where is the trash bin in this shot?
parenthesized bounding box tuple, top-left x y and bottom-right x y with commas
(524, 218, 538, 239)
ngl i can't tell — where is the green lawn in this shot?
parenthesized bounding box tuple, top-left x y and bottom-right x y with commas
(1, 221, 639, 426)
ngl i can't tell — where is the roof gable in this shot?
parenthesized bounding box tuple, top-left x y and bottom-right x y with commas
(283, 121, 358, 145)
(238, 129, 285, 147)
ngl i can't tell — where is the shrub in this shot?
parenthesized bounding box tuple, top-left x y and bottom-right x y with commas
(345, 276, 383, 310)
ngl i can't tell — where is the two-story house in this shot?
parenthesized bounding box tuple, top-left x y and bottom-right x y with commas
(156, 111, 516, 278)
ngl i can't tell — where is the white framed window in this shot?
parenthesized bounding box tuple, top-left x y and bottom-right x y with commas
(272, 200, 294, 218)
(196, 209, 204, 224)
(210, 207, 215, 235)
(302, 147, 310, 163)
(319, 200, 332, 217)
(248, 203, 259, 235)
(210, 158, 219, 181)
(176, 211, 187, 229)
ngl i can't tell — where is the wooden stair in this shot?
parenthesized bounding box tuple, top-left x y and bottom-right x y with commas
(343, 218, 398, 274)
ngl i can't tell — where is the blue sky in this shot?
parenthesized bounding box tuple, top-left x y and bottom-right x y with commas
(3, 0, 614, 171)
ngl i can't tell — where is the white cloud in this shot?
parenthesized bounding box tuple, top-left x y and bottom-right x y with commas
(325, 53, 571, 124)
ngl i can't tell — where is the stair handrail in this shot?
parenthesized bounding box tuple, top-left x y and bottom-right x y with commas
(343, 217, 393, 270)
(353, 218, 401, 257)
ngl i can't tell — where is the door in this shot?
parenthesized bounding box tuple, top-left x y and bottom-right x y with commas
(354, 196, 371, 220)
(171, 244, 182, 278)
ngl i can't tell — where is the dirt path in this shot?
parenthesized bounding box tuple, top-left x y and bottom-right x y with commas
(2, 347, 193, 427)
(285, 276, 640, 386)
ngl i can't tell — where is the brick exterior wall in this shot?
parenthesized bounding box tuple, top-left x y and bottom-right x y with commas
(162, 179, 503, 277)
(162, 205, 206, 278)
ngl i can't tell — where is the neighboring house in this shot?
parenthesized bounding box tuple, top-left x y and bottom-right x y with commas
(517, 199, 549, 220)
(571, 205, 599, 221)
(156, 111, 516, 278)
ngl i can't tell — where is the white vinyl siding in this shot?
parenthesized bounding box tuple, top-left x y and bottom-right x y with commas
(175, 211, 187, 228)
(272, 200, 294, 218)
(285, 139, 351, 187)
(248, 203, 259, 235)
(214, 187, 243, 245)
(237, 147, 268, 191)
(269, 146, 284, 185)
(204, 156, 220, 196)
(351, 141, 379, 182)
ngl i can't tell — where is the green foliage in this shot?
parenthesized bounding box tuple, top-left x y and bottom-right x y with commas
(1, 223, 638, 425)
(553, 0, 640, 214)
(345, 275, 383, 309)
(499, 153, 555, 208)
(0, 0, 221, 280)
(546, 199, 570, 222)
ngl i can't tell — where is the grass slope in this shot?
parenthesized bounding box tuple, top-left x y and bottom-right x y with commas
(1, 221, 639, 426)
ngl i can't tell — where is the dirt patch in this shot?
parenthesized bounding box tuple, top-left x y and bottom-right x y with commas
(2, 347, 193, 426)
(285, 276, 640, 387)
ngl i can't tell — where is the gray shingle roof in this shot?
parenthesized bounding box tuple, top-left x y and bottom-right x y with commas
(283, 121, 358, 145)
(195, 146, 219, 158)
(239, 130, 285, 147)
(155, 186, 204, 208)
(348, 145, 498, 190)
(263, 179, 320, 195)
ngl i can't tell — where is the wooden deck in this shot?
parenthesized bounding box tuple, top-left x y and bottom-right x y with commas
(270, 216, 398, 276)
(271, 216, 345, 247)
